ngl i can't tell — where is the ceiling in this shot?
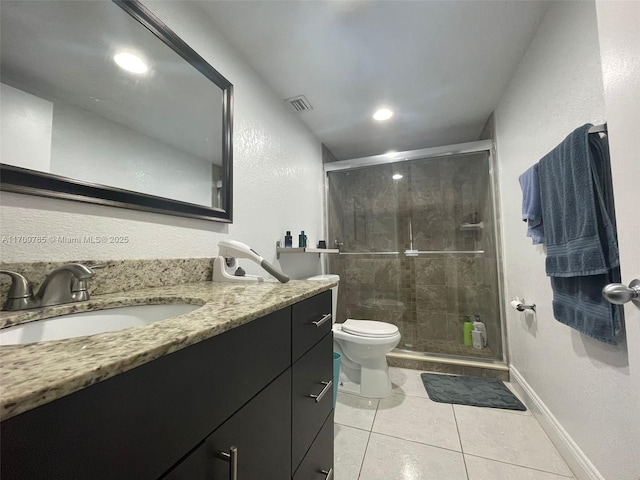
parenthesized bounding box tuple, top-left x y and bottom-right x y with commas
(200, 1, 550, 160)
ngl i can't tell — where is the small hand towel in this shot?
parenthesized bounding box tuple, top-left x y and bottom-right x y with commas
(518, 163, 544, 244)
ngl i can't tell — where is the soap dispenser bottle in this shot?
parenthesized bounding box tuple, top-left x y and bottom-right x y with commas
(473, 314, 487, 347)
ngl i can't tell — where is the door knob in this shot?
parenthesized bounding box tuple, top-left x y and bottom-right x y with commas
(602, 279, 640, 307)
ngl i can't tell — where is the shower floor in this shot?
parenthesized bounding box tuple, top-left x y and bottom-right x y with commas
(403, 339, 497, 359)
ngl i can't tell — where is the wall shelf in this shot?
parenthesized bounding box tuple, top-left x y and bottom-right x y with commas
(276, 241, 339, 259)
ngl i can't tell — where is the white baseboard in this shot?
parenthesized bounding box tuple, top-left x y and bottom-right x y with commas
(509, 366, 605, 480)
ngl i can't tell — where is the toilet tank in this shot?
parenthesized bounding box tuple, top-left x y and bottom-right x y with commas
(307, 274, 339, 323)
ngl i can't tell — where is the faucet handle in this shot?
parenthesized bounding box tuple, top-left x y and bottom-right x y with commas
(70, 264, 106, 302)
(70, 263, 109, 301)
(0, 270, 33, 299)
(0, 270, 36, 311)
(86, 264, 107, 271)
(71, 278, 91, 302)
(57, 263, 96, 279)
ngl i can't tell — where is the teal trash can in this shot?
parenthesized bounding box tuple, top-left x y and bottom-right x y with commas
(333, 352, 341, 409)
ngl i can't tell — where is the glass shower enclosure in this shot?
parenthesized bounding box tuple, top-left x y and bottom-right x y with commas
(326, 144, 504, 362)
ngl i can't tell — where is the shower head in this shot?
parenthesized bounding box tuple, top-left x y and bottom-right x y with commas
(217, 240, 289, 283)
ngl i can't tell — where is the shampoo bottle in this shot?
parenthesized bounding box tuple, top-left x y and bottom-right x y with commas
(463, 317, 473, 346)
(473, 314, 487, 347)
(472, 330, 483, 349)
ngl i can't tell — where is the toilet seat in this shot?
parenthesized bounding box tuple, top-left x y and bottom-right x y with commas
(341, 319, 399, 338)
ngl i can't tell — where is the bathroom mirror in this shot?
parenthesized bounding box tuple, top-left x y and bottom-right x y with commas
(0, 0, 233, 222)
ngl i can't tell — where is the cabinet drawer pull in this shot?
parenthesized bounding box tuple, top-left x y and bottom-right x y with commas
(219, 446, 238, 480)
(309, 380, 333, 403)
(312, 313, 332, 327)
(320, 467, 334, 480)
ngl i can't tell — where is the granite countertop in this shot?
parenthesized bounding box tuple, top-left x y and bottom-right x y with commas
(0, 280, 335, 421)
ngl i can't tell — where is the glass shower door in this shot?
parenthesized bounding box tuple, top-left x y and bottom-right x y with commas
(327, 151, 503, 362)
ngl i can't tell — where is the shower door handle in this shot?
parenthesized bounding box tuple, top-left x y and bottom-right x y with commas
(602, 279, 640, 307)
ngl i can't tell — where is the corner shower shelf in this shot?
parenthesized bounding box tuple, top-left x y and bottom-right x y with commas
(276, 241, 339, 259)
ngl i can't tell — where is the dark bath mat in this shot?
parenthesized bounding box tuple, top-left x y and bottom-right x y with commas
(420, 373, 526, 411)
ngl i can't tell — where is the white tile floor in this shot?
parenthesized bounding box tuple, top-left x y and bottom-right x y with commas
(334, 367, 575, 480)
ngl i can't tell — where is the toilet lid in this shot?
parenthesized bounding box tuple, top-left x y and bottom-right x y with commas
(341, 319, 399, 338)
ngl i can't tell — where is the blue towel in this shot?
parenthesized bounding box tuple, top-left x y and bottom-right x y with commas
(537, 124, 623, 344)
(518, 164, 544, 244)
(538, 124, 619, 276)
(551, 269, 623, 345)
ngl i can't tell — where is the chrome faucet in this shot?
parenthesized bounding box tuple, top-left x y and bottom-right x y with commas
(1, 263, 97, 311)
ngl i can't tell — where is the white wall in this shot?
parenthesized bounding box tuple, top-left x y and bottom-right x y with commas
(0, 83, 53, 172)
(595, 2, 640, 480)
(495, 2, 634, 479)
(51, 100, 213, 206)
(0, 0, 324, 280)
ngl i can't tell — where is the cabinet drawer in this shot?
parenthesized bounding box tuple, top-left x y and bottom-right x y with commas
(164, 369, 292, 480)
(292, 333, 333, 470)
(292, 290, 332, 362)
(293, 411, 334, 480)
(1, 308, 291, 480)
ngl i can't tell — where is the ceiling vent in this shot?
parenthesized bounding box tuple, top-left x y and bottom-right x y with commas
(285, 95, 313, 112)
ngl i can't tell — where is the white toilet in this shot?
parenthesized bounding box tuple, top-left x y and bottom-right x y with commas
(307, 274, 401, 399)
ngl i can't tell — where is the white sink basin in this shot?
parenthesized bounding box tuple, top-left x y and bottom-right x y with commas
(0, 304, 201, 346)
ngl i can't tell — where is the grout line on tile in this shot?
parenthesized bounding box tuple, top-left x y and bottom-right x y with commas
(370, 392, 381, 432)
(370, 431, 465, 455)
(463, 453, 576, 479)
(452, 404, 470, 478)
(357, 431, 373, 480)
(334, 420, 375, 434)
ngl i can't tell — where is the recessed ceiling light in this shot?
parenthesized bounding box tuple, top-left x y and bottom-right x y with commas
(392, 173, 403, 180)
(373, 108, 393, 121)
(114, 52, 148, 74)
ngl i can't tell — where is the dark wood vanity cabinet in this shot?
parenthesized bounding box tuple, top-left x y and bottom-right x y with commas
(292, 334, 334, 471)
(294, 412, 335, 480)
(0, 290, 334, 480)
(164, 369, 292, 480)
(291, 290, 334, 479)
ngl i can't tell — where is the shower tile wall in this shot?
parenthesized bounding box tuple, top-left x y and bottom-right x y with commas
(328, 153, 502, 361)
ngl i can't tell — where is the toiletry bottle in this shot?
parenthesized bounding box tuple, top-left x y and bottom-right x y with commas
(473, 314, 487, 347)
(463, 317, 473, 346)
(472, 330, 483, 349)
(284, 231, 292, 248)
(298, 230, 307, 248)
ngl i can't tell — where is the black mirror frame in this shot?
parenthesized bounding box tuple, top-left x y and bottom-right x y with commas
(0, 0, 234, 223)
